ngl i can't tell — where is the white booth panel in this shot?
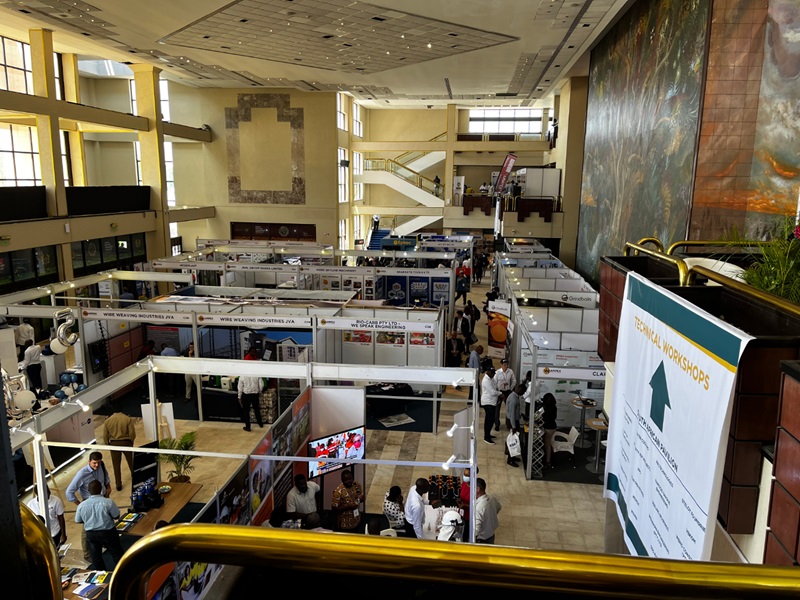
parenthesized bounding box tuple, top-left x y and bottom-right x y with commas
(555, 279, 587, 292)
(342, 331, 374, 364)
(254, 271, 277, 286)
(522, 308, 548, 331)
(560, 333, 598, 351)
(527, 279, 556, 291)
(545, 268, 576, 279)
(375, 332, 407, 365)
(547, 308, 583, 332)
(582, 309, 600, 333)
(530, 331, 561, 348)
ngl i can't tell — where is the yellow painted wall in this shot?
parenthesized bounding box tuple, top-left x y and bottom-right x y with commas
(83, 140, 137, 186)
(367, 108, 446, 141)
(168, 88, 338, 249)
(79, 77, 132, 114)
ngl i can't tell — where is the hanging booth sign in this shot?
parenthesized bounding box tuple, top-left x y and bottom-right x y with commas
(317, 318, 435, 333)
(81, 308, 194, 323)
(486, 299, 511, 358)
(195, 315, 312, 327)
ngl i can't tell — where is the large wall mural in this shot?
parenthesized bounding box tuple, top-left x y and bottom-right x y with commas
(690, 0, 800, 241)
(576, 0, 709, 284)
(225, 93, 306, 204)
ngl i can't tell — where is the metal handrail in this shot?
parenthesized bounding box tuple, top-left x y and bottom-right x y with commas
(394, 131, 447, 165)
(20, 503, 61, 599)
(636, 237, 665, 253)
(363, 158, 439, 196)
(109, 524, 800, 599)
(666, 240, 760, 255)
(623, 242, 692, 285)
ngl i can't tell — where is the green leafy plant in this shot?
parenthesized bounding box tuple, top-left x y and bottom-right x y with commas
(729, 216, 800, 305)
(158, 431, 199, 483)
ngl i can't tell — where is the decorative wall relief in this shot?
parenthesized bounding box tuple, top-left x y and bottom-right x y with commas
(576, 0, 709, 285)
(225, 93, 305, 204)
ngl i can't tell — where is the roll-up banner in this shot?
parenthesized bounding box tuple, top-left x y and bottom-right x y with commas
(604, 273, 752, 561)
(486, 299, 511, 358)
(494, 153, 517, 193)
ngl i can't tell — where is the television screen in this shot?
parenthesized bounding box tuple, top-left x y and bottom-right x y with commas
(307, 426, 365, 479)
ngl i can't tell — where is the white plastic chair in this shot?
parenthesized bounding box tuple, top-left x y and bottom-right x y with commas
(552, 426, 580, 467)
(380, 528, 398, 537)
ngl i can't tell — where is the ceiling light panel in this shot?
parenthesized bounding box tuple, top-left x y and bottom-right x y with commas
(161, 0, 517, 74)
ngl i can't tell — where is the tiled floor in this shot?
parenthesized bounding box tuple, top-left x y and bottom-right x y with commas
(28, 280, 606, 567)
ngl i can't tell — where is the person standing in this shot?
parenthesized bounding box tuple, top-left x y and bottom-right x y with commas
(465, 300, 480, 333)
(480, 367, 501, 445)
(160, 343, 180, 396)
(505, 384, 524, 468)
(331, 470, 364, 532)
(445, 331, 465, 368)
(542, 393, 558, 469)
(473, 254, 484, 284)
(453, 309, 472, 352)
(75, 480, 123, 570)
(467, 345, 483, 400)
(372, 214, 381, 232)
(286, 474, 321, 524)
(433, 175, 441, 197)
(27, 486, 66, 548)
(20, 340, 43, 393)
(66, 452, 111, 562)
(474, 478, 502, 544)
(14, 318, 35, 361)
(183, 342, 197, 403)
(494, 359, 517, 431)
(403, 478, 430, 538)
(238, 371, 264, 432)
(102, 402, 136, 491)
(454, 272, 469, 306)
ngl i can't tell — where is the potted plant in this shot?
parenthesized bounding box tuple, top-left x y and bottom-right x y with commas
(158, 431, 199, 483)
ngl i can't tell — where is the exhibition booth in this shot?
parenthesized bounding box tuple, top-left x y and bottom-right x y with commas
(12, 357, 478, 598)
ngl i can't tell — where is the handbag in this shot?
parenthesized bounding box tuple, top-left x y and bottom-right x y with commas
(506, 432, 521, 458)
(468, 332, 479, 345)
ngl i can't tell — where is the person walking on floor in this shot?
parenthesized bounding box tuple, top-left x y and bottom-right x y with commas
(102, 402, 136, 491)
(494, 359, 517, 431)
(238, 371, 264, 431)
(183, 341, 197, 403)
(453, 309, 472, 352)
(480, 367, 501, 444)
(504, 384, 524, 468)
(454, 272, 469, 305)
(467, 345, 483, 400)
(75, 480, 123, 570)
(474, 478, 502, 544)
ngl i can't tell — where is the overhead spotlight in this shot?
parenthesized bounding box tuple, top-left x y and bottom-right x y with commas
(25, 427, 42, 441)
(74, 399, 90, 412)
(446, 424, 458, 438)
(442, 454, 457, 470)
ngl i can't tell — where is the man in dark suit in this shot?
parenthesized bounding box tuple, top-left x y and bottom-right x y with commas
(453, 310, 472, 352)
(446, 331, 465, 368)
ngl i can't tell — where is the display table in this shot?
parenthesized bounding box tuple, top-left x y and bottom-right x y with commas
(421, 504, 451, 540)
(201, 387, 241, 422)
(125, 481, 203, 536)
(586, 417, 608, 475)
(570, 397, 596, 449)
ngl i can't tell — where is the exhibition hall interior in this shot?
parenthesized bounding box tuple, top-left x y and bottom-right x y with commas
(2, 0, 800, 597)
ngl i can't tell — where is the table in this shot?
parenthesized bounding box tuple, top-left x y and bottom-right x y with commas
(570, 397, 596, 449)
(125, 481, 203, 536)
(586, 417, 608, 474)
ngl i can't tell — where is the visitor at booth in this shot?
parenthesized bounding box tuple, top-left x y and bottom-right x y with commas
(75, 479, 123, 570)
(494, 359, 517, 431)
(102, 402, 137, 492)
(331, 469, 364, 532)
(479, 182, 489, 194)
(404, 478, 431, 538)
(238, 370, 264, 432)
(183, 342, 197, 403)
(14, 318, 35, 360)
(542, 393, 558, 469)
(20, 339, 43, 393)
(504, 384, 525, 468)
(286, 474, 321, 524)
(457, 468, 475, 542)
(474, 478, 502, 544)
(480, 367, 501, 445)
(383, 485, 406, 533)
(27, 485, 66, 548)
(454, 273, 470, 305)
(446, 331, 465, 369)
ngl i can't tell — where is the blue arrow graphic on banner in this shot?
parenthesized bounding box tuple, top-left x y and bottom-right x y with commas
(649, 361, 671, 432)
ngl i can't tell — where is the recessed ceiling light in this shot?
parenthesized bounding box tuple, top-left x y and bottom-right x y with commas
(427, 43, 432, 48)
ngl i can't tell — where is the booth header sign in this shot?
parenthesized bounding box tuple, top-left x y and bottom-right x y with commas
(535, 291, 598, 309)
(317, 318, 434, 333)
(227, 263, 294, 273)
(196, 315, 312, 327)
(536, 365, 606, 381)
(604, 273, 751, 561)
(151, 261, 221, 271)
(81, 308, 193, 323)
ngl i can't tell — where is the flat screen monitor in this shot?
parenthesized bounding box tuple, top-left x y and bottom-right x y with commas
(307, 426, 365, 480)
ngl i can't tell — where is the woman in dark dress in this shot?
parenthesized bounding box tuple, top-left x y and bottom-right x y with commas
(542, 393, 558, 469)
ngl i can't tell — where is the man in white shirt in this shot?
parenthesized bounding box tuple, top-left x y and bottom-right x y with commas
(238, 373, 264, 431)
(286, 474, 320, 524)
(493, 359, 517, 431)
(480, 367, 501, 444)
(474, 478, 502, 544)
(14, 319, 34, 360)
(27, 486, 66, 548)
(403, 478, 430, 538)
(20, 339, 43, 392)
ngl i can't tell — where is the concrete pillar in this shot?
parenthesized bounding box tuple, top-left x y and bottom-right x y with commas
(444, 103, 457, 205)
(61, 53, 87, 187)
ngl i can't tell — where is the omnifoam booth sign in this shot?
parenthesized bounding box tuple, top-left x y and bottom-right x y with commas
(604, 273, 752, 561)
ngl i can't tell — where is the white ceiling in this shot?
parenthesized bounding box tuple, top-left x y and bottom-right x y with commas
(0, 0, 634, 108)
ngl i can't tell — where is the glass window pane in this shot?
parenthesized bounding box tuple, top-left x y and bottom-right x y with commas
(14, 153, 34, 180)
(470, 109, 483, 119)
(484, 109, 499, 119)
(164, 142, 173, 162)
(22, 43, 31, 70)
(468, 121, 482, 133)
(0, 151, 15, 180)
(30, 128, 38, 153)
(25, 71, 32, 94)
(131, 233, 146, 257)
(0, 72, 7, 91)
(498, 121, 514, 133)
(0, 253, 13, 286)
(33, 156, 41, 181)
(485, 121, 499, 133)
(7, 68, 25, 93)
(165, 162, 174, 182)
(53, 53, 61, 77)
(71, 241, 84, 270)
(161, 100, 170, 122)
(101, 237, 117, 263)
(0, 126, 12, 151)
(166, 181, 176, 204)
(11, 249, 34, 281)
(12, 125, 31, 152)
(84, 240, 101, 266)
(36, 245, 58, 276)
(4, 39, 23, 68)
(515, 109, 530, 119)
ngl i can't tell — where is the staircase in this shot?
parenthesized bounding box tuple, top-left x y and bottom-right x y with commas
(395, 132, 446, 172)
(368, 228, 391, 250)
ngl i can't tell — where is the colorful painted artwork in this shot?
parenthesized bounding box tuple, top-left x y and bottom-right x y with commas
(577, 0, 709, 285)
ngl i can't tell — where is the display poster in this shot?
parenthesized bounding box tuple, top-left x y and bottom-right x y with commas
(385, 275, 408, 306)
(364, 276, 375, 300)
(409, 332, 435, 346)
(431, 277, 451, 306)
(536, 349, 590, 367)
(375, 275, 385, 302)
(318, 274, 341, 291)
(217, 463, 251, 526)
(604, 273, 752, 561)
(344, 330, 373, 344)
(409, 276, 430, 305)
(486, 299, 511, 358)
(249, 433, 274, 527)
(376, 331, 405, 346)
(291, 389, 311, 455)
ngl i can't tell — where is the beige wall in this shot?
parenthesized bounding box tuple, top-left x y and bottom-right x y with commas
(79, 77, 132, 114)
(171, 88, 338, 249)
(366, 108, 446, 141)
(84, 140, 137, 186)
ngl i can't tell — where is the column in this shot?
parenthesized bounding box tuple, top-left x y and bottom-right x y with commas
(444, 103, 457, 207)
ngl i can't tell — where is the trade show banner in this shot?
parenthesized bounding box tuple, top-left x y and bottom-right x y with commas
(604, 273, 752, 561)
(409, 275, 431, 305)
(486, 300, 511, 358)
(431, 277, 451, 306)
(385, 275, 408, 306)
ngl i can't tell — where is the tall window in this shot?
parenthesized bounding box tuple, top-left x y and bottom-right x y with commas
(0, 36, 33, 94)
(353, 215, 362, 243)
(338, 147, 348, 204)
(336, 93, 347, 131)
(468, 108, 545, 134)
(0, 124, 41, 187)
(338, 219, 347, 250)
(352, 103, 363, 138)
(352, 151, 363, 201)
(130, 79, 171, 121)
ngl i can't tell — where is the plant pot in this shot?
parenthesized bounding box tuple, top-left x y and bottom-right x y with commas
(169, 475, 191, 483)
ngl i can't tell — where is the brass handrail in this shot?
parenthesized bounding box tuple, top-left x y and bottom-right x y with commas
(110, 524, 800, 599)
(395, 131, 447, 164)
(666, 240, 759, 255)
(623, 242, 692, 285)
(636, 237, 665, 253)
(20, 503, 61, 599)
